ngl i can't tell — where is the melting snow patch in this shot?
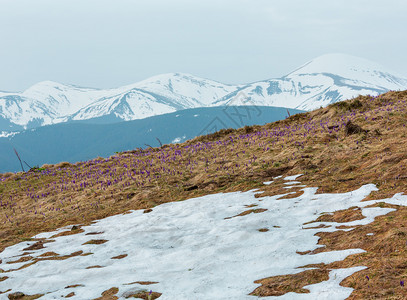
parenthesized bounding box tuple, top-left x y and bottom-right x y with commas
(171, 135, 186, 144)
(1, 183, 407, 299)
(301, 267, 367, 300)
(0, 131, 20, 138)
(263, 181, 273, 185)
(284, 181, 302, 185)
(284, 174, 303, 181)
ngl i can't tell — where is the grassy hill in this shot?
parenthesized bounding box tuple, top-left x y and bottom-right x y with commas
(0, 106, 303, 173)
(1, 90, 407, 298)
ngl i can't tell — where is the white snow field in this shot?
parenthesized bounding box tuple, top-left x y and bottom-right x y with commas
(1, 175, 407, 299)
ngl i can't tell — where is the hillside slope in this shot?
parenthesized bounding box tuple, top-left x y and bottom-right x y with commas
(0, 106, 304, 173)
(2, 90, 407, 298)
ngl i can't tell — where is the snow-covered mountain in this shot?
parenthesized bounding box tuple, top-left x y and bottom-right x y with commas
(69, 73, 237, 121)
(1, 53, 406, 131)
(215, 54, 407, 110)
(0, 74, 237, 130)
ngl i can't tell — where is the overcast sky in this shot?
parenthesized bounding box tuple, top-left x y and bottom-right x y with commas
(0, 0, 406, 91)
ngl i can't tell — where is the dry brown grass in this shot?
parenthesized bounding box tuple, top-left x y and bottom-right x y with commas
(250, 268, 330, 296)
(1, 250, 84, 274)
(123, 291, 161, 300)
(94, 287, 119, 300)
(224, 208, 268, 219)
(111, 254, 127, 260)
(2, 91, 407, 297)
(304, 206, 365, 224)
(2, 292, 43, 299)
(124, 281, 159, 286)
(82, 239, 108, 245)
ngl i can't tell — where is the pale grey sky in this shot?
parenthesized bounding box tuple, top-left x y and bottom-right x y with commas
(0, 0, 406, 91)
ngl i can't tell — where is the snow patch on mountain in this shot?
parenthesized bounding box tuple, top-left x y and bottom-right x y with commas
(1, 54, 406, 130)
(133, 73, 238, 107)
(288, 53, 407, 88)
(70, 89, 179, 121)
(0, 131, 19, 138)
(215, 54, 407, 111)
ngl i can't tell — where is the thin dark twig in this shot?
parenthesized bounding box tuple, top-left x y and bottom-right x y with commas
(13, 148, 25, 172)
(156, 137, 163, 147)
(286, 108, 291, 117)
(145, 144, 153, 149)
(24, 161, 33, 170)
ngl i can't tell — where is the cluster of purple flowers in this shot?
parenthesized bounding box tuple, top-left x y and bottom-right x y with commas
(1, 95, 404, 226)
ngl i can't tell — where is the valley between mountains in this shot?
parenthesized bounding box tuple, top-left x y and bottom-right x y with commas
(2, 90, 407, 298)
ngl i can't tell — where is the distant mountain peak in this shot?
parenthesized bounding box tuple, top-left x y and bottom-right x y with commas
(288, 53, 398, 79)
(24, 80, 68, 92)
(0, 54, 406, 131)
(135, 72, 231, 86)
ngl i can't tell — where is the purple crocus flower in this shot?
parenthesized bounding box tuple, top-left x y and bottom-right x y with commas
(401, 280, 405, 287)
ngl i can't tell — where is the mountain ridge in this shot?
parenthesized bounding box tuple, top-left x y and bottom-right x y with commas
(1, 53, 406, 131)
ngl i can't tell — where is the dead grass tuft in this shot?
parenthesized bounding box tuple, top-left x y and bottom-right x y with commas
(250, 268, 330, 296)
(86, 265, 104, 269)
(305, 206, 365, 224)
(65, 284, 84, 288)
(6, 292, 43, 300)
(345, 121, 367, 135)
(124, 281, 159, 286)
(124, 291, 161, 299)
(54, 161, 73, 169)
(82, 239, 108, 245)
(51, 229, 84, 238)
(111, 254, 127, 260)
(94, 287, 119, 300)
(225, 208, 268, 219)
